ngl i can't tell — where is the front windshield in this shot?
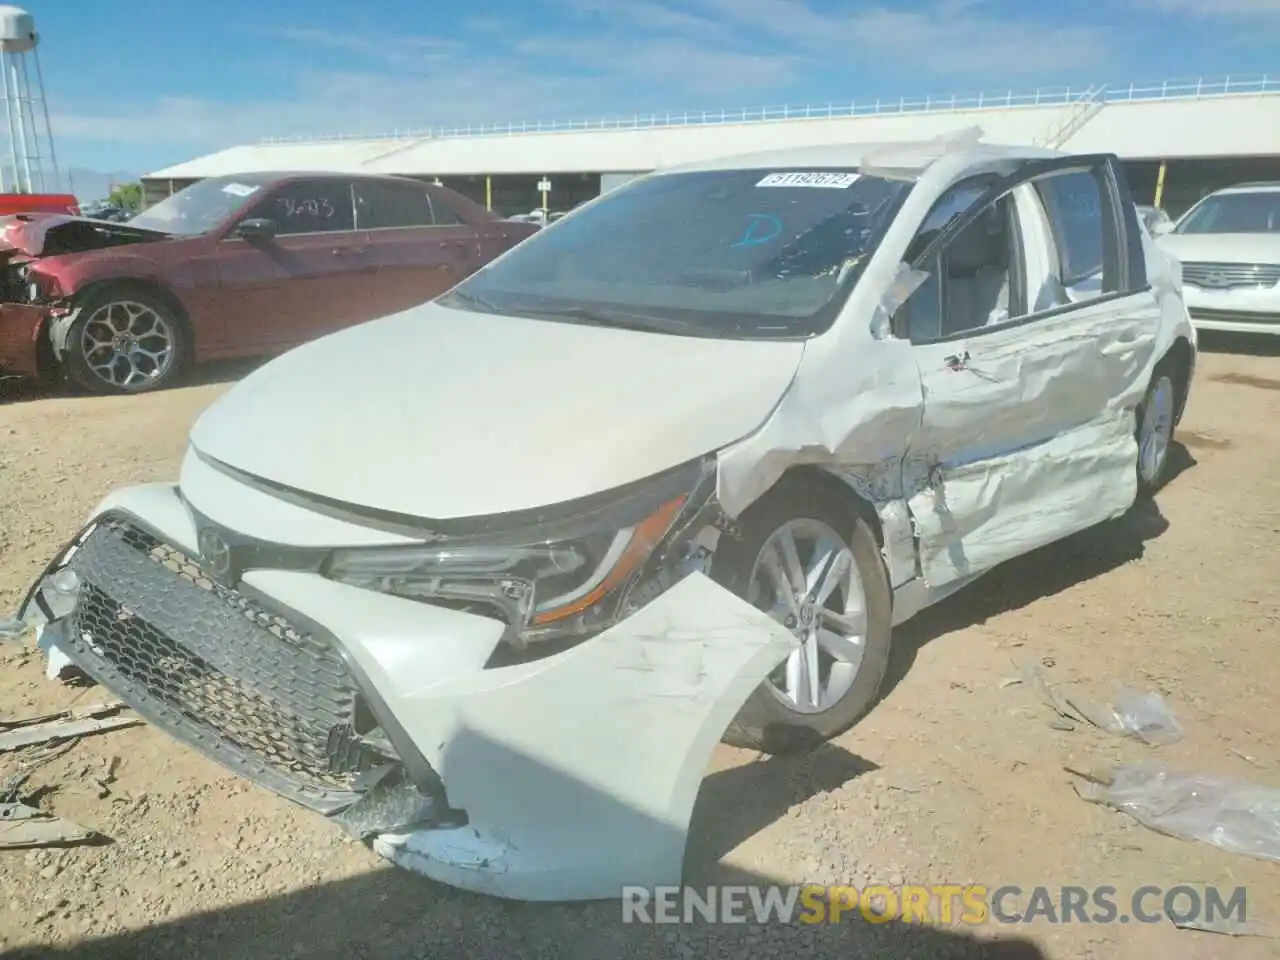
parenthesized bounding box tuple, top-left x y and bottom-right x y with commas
(129, 174, 274, 236)
(1175, 191, 1280, 235)
(438, 168, 910, 339)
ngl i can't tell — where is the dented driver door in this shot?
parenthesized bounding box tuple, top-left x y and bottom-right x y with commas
(893, 155, 1160, 588)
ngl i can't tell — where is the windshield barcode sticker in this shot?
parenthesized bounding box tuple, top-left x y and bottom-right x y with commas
(222, 183, 260, 197)
(756, 172, 860, 189)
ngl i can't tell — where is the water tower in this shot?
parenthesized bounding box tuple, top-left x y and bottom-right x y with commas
(0, 5, 58, 193)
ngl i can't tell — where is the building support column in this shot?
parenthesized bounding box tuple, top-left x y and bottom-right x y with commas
(485, 175, 492, 211)
(1154, 160, 1168, 209)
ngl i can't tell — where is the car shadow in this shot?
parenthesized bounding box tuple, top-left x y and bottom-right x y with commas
(0, 356, 271, 405)
(1195, 330, 1280, 358)
(5, 733, 1050, 960)
(881, 473, 1183, 699)
(684, 742, 880, 883)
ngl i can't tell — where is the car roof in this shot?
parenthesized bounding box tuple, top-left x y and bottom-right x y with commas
(206, 171, 440, 187)
(660, 139, 1064, 177)
(1210, 182, 1280, 195)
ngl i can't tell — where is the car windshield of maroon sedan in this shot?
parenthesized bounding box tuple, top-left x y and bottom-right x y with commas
(128, 174, 279, 237)
(437, 168, 910, 340)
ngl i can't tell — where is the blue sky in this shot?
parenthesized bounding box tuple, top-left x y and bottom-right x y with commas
(32, 0, 1280, 181)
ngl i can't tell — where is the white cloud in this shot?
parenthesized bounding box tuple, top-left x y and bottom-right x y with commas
(1134, 0, 1280, 12)
(54, 0, 1116, 164)
(688, 0, 1112, 75)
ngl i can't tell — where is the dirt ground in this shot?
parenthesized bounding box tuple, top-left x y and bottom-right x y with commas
(1, 337, 1279, 960)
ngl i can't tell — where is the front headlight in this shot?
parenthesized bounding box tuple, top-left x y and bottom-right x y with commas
(324, 458, 713, 645)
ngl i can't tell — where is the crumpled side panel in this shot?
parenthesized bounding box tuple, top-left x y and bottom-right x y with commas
(908, 408, 1137, 584)
(902, 291, 1159, 586)
(716, 262, 930, 520)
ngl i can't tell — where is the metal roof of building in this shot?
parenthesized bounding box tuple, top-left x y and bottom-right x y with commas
(144, 75, 1280, 182)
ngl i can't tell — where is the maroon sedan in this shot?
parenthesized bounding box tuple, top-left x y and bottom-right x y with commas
(0, 172, 538, 394)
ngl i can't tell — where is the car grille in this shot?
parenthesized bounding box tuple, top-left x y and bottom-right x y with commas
(1181, 261, 1280, 289)
(60, 516, 393, 812)
(1189, 307, 1280, 327)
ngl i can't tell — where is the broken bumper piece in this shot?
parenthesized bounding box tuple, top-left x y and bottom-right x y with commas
(0, 302, 51, 381)
(17, 485, 799, 901)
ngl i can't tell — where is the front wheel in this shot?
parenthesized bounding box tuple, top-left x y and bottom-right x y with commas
(65, 285, 190, 395)
(711, 480, 893, 754)
(1136, 360, 1178, 496)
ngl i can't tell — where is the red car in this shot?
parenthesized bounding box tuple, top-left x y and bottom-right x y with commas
(0, 173, 537, 394)
(0, 193, 80, 216)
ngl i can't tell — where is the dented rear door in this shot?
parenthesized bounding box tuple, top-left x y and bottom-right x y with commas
(895, 155, 1159, 588)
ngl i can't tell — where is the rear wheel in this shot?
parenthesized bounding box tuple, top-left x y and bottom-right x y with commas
(712, 480, 893, 754)
(65, 285, 189, 395)
(1136, 359, 1178, 496)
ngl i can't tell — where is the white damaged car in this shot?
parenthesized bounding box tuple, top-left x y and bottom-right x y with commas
(14, 136, 1196, 901)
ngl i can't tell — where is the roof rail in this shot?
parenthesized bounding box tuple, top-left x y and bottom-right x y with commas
(256, 73, 1277, 146)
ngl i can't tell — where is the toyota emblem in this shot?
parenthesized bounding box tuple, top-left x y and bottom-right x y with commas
(1203, 271, 1229, 288)
(197, 528, 234, 583)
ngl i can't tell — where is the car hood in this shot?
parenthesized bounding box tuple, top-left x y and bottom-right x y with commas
(189, 302, 806, 521)
(1157, 232, 1280, 263)
(0, 213, 171, 257)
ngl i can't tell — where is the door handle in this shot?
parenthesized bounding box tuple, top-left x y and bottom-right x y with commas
(332, 246, 369, 256)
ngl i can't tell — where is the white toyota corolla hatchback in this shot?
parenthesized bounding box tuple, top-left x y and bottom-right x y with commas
(15, 135, 1196, 901)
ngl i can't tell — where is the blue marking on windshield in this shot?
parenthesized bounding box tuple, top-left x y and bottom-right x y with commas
(730, 213, 783, 248)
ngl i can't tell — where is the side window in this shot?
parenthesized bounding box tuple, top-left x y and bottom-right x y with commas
(264, 180, 355, 235)
(354, 180, 434, 229)
(897, 194, 1021, 343)
(425, 188, 466, 226)
(1033, 170, 1105, 288)
(905, 175, 998, 261)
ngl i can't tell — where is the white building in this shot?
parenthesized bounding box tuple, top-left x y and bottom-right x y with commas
(142, 75, 1280, 217)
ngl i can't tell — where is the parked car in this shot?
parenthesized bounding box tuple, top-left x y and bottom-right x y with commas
(0, 172, 538, 393)
(81, 203, 133, 223)
(1153, 181, 1280, 335)
(14, 142, 1195, 901)
(0, 192, 79, 217)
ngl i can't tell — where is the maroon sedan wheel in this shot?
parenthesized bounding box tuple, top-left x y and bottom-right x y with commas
(65, 286, 190, 395)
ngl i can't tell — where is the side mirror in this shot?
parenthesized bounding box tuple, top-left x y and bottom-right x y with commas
(235, 217, 277, 240)
(1150, 220, 1174, 237)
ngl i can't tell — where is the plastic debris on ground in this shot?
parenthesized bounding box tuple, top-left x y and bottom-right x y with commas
(0, 617, 26, 640)
(1070, 763, 1280, 863)
(1173, 914, 1279, 938)
(0, 701, 141, 753)
(1019, 662, 1182, 745)
(0, 800, 97, 849)
(34, 623, 78, 681)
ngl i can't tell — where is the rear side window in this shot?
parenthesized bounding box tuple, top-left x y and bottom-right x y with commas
(266, 180, 355, 235)
(354, 180, 435, 229)
(426, 188, 466, 225)
(1034, 171, 1105, 286)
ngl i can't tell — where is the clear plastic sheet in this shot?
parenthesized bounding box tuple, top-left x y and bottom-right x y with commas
(1111, 688, 1183, 746)
(1078, 764, 1280, 862)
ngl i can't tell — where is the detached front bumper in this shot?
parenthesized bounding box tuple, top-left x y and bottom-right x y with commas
(0, 302, 52, 380)
(18, 483, 798, 901)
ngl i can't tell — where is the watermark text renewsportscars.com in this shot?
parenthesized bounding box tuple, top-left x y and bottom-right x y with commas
(621, 884, 1247, 926)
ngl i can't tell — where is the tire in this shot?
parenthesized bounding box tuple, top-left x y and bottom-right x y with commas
(65, 284, 190, 395)
(1135, 356, 1179, 497)
(711, 478, 893, 754)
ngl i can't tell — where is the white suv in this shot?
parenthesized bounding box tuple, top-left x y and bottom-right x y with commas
(1156, 182, 1280, 334)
